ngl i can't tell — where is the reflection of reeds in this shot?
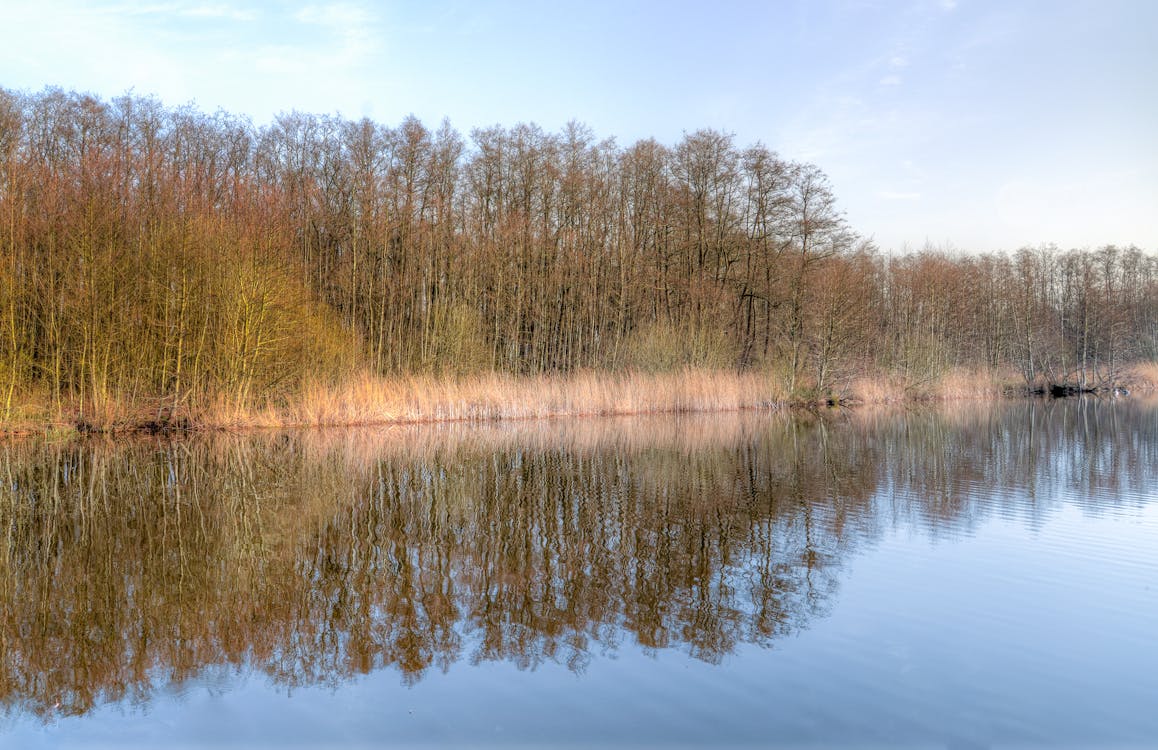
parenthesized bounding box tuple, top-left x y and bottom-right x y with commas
(284, 410, 807, 470)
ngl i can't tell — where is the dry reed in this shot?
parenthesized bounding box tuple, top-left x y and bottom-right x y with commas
(5, 363, 1152, 436)
(846, 367, 1017, 404)
(1124, 362, 1158, 391)
(206, 368, 789, 430)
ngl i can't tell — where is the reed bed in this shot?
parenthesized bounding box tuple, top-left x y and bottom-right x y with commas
(4, 363, 1151, 436)
(844, 367, 1017, 405)
(204, 368, 789, 430)
(1125, 362, 1158, 390)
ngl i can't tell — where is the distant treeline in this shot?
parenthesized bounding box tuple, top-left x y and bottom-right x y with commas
(0, 87, 1154, 417)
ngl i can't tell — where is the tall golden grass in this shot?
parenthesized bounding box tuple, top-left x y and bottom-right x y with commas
(204, 368, 790, 429)
(4, 363, 1153, 436)
(1125, 362, 1158, 391)
(845, 367, 1018, 404)
(185, 365, 1031, 430)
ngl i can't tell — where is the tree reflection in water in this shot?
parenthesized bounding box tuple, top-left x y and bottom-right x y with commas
(1, 398, 1154, 722)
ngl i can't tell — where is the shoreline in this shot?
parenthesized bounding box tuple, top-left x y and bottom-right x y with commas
(4, 364, 1155, 439)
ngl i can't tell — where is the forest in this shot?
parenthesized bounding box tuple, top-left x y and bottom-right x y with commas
(0, 87, 1155, 428)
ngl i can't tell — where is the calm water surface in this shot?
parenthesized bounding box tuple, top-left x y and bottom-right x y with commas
(1, 398, 1156, 748)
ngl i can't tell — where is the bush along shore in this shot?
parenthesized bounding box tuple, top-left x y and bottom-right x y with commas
(1, 87, 1156, 436)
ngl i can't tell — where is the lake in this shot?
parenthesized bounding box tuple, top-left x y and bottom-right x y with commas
(2, 397, 1156, 748)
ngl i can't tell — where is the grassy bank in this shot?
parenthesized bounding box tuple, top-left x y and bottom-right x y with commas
(2, 369, 787, 434)
(9, 363, 1154, 436)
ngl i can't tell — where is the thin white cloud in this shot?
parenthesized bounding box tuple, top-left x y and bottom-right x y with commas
(0, 0, 190, 97)
(0, 0, 393, 122)
(289, 2, 380, 67)
(93, 1, 255, 20)
(879, 74, 902, 86)
(295, 3, 370, 27)
(181, 3, 258, 21)
(92, 2, 180, 16)
(207, 2, 384, 95)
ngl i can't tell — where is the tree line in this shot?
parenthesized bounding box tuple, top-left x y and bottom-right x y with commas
(0, 87, 1154, 418)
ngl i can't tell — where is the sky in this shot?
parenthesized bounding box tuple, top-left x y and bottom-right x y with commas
(1, 0, 1155, 254)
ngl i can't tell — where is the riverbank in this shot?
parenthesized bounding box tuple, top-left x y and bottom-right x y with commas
(2, 364, 1156, 437)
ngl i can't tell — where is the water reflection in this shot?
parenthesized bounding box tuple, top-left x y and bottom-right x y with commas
(0, 397, 1154, 723)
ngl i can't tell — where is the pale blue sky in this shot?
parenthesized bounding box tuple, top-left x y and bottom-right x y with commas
(2, 0, 1155, 253)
